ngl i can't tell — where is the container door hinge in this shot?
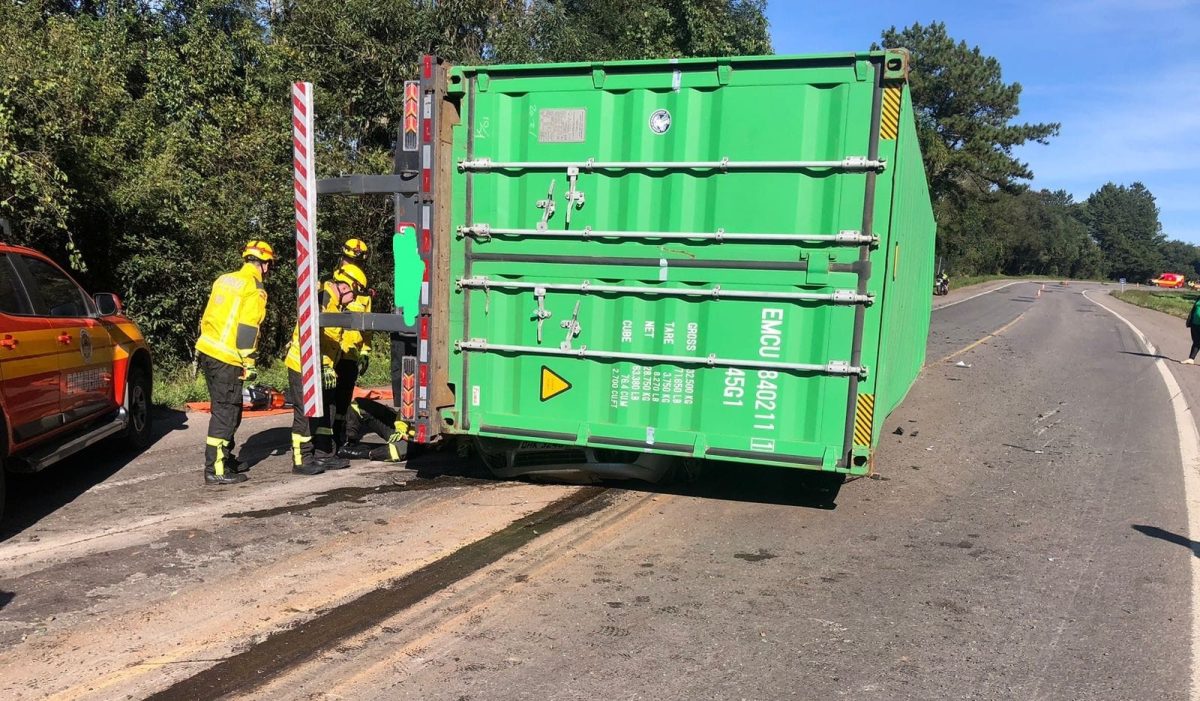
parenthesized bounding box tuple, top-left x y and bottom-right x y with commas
(716, 63, 732, 86)
(826, 361, 868, 379)
(532, 286, 552, 344)
(854, 60, 870, 82)
(805, 252, 830, 287)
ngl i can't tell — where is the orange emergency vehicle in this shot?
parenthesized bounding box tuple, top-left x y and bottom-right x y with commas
(1152, 273, 1186, 288)
(0, 244, 152, 521)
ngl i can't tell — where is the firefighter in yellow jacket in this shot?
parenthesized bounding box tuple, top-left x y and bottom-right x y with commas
(195, 240, 274, 485)
(331, 238, 371, 444)
(284, 263, 367, 474)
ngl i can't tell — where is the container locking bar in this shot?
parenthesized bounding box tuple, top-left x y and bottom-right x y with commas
(459, 225, 878, 246)
(455, 339, 868, 378)
(458, 156, 887, 173)
(531, 286, 551, 343)
(457, 277, 874, 305)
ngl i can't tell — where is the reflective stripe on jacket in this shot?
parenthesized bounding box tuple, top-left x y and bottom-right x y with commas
(285, 281, 345, 373)
(195, 263, 267, 369)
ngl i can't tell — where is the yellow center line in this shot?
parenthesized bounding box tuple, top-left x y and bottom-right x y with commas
(938, 311, 1028, 365)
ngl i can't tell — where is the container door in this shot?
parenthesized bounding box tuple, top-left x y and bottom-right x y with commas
(447, 55, 887, 469)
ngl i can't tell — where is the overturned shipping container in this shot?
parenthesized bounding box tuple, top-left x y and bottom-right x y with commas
(382, 50, 934, 477)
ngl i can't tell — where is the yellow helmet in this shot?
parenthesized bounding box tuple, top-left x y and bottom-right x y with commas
(342, 238, 369, 260)
(242, 240, 275, 262)
(334, 263, 367, 292)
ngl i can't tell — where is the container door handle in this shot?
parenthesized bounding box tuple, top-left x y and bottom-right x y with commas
(535, 180, 556, 232)
(532, 286, 551, 344)
(57, 333, 72, 345)
(1, 335, 17, 349)
(564, 166, 585, 226)
(560, 301, 582, 350)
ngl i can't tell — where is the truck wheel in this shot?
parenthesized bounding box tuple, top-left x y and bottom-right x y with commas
(125, 366, 153, 449)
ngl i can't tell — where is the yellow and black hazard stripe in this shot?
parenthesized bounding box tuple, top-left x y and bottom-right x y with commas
(879, 84, 902, 141)
(853, 393, 875, 447)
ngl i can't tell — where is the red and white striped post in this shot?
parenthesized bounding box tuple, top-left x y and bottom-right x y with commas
(292, 81, 322, 417)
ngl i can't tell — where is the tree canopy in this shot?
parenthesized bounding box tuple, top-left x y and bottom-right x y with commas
(0, 0, 771, 367)
(880, 22, 1194, 281)
(2, 4, 1197, 370)
(877, 22, 1059, 204)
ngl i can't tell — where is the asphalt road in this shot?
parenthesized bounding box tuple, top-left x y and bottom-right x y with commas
(0, 280, 1196, 700)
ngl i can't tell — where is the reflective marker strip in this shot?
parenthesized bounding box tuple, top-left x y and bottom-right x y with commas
(880, 85, 902, 141)
(293, 81, 322, 417)
(854, 394, 875, 446)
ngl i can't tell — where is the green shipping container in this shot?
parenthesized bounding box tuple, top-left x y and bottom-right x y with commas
(430, 50, 934, 476)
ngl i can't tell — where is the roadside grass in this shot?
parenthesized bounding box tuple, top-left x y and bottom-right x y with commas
(1112, 289, 1199, 320)
(951, 274, 1013, 289)
(152, 335, 394, 410)
(949, 273, 1100, 290)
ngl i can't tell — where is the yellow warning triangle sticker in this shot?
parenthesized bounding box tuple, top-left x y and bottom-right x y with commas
(540, 366, 572, 402)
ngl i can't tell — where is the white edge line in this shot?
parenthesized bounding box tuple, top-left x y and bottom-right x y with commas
(933, 280, 1024, 310)
(1083, 289, 1200, 701)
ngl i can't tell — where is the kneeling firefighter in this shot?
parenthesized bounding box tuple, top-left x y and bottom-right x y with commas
(284, 264, 368, 474)
(338, 397, 414, 462)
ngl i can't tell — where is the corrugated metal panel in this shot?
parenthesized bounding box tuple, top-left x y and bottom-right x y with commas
(872, 82, 936, 435)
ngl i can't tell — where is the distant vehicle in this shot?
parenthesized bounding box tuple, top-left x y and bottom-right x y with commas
(1151, 273, 1186, 288)
(0, 243, 153, 522)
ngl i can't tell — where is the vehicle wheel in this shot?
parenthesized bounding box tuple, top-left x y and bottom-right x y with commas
(125, 366, 153, 449)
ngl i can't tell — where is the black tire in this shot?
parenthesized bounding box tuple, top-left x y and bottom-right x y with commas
(125, 366, 153, 450)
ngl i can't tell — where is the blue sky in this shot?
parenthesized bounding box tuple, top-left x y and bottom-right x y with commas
(767, 0, 1200, 243)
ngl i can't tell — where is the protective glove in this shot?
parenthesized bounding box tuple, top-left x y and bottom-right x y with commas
(241, 366, 258, 383)
(388, 420, 413, 443)
(358, 351, 370, 377)
(322, 365, 338, 389)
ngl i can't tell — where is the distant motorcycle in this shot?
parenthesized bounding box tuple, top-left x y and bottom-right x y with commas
(934, 273, 949, 296)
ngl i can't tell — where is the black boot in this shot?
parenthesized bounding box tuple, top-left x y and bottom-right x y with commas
(292, 458, 325, 476)
(205, 471, 249, 485)
(316, 454, 350, 470)
(337, 442, 372, 459)
(230, 455, 250, 474)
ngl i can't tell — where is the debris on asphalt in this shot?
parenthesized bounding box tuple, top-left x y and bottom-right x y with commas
(893, 427, 905, 435)
(954, 360, 972, 368)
